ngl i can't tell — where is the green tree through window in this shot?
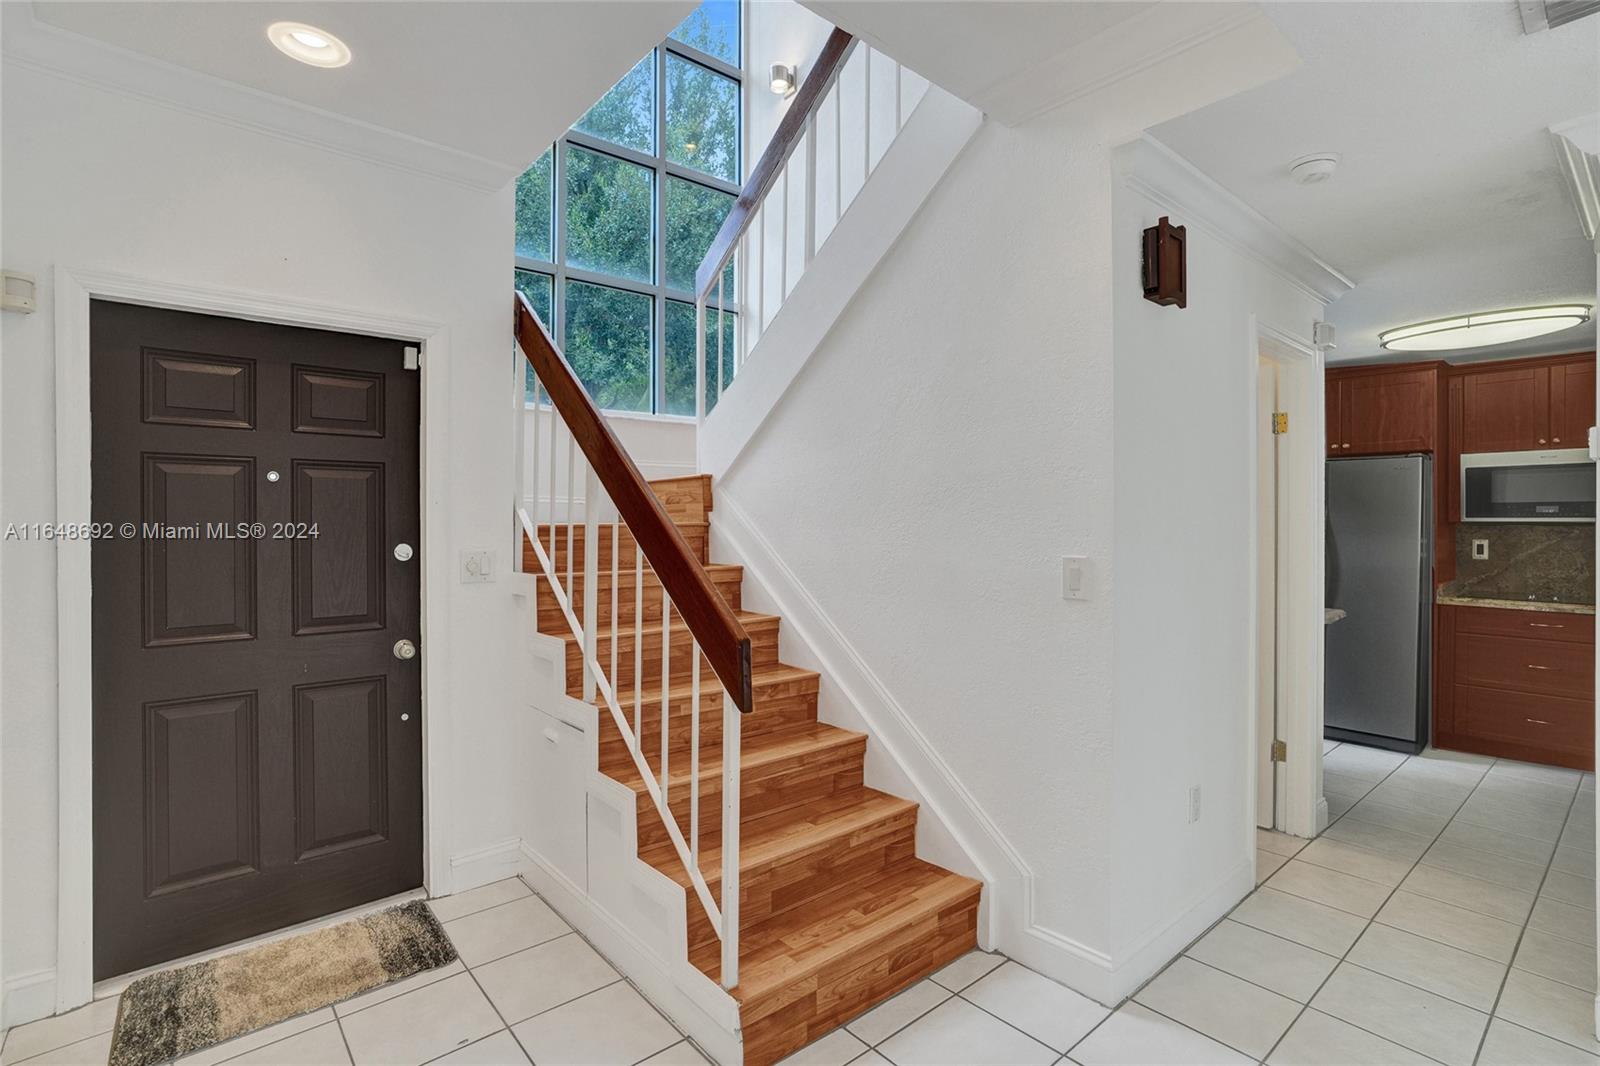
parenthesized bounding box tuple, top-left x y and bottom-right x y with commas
(514, 1, 742, 415)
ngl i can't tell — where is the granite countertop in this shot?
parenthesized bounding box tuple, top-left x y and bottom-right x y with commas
(1435, 594, 1596, 616)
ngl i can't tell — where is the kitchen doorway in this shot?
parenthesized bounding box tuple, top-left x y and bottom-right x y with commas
(1252, 322, 1327, 842)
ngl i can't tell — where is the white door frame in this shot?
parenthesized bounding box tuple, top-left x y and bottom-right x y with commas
(52, 266, 455, 1011)
(1248, 318, 1326, 842)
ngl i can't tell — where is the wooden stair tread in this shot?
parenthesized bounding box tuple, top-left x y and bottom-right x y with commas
(593, 661, 818, 709)
(581, 608, 778, 645)
(641, 787, 915, 888)
(605, 722, 864, 795)
(714, 859, 982, 1003)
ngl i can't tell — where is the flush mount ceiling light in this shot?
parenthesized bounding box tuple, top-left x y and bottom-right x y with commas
(769, 63, 796, 96)
(1380, 305, 1593, 351)
(267, 21, 351, 68)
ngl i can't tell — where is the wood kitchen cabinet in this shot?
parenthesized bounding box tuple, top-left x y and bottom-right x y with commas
(1325, 364, 1440, 455)
(1457, 353, 1595, 452)
(1549, 360, 1596, 448)
(1435, 604, 1595, 770)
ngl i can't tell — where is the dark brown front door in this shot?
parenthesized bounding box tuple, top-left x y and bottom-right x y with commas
(91, 301, 422, 980)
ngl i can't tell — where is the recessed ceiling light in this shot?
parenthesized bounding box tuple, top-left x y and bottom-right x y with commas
(1380, 305, 1592, 351)
(1288, 153, 1339, 185)
(268, 21, 350, 68)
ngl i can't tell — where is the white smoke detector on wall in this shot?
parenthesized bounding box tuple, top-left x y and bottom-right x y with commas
(1288, 153, 1340, 185)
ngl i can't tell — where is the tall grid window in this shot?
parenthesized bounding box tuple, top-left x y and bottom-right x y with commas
(515, 1, 741, 416)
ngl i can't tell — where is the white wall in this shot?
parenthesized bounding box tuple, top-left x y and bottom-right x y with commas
(710, 113, 1329, 1003)
(0, 62, 527, 1018)
(717, 106, 1123, 983)
(1108, 174, 1323, 976)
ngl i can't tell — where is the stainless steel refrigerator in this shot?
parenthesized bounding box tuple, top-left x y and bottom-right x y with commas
(1325, 455, 1433, 753)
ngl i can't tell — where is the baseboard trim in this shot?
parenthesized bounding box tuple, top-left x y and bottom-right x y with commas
(449, 837, 533, 895)
(1105, 858, 1254, 1003)
(3, 969, 57, 1029)
(518, 844, 741, 1066)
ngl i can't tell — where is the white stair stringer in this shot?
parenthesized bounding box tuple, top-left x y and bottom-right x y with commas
(515, 616, 745, 1065)
(697, 85, 983, 480)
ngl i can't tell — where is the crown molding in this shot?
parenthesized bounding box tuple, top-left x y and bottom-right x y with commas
(3, 10, 517, 193)
(1550, 117, 1600, 243)
(1115, 134, 1355, 305)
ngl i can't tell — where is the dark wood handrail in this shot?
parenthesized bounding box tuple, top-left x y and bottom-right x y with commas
(694, 27, 855, 299)
(515, 292, 754, 714)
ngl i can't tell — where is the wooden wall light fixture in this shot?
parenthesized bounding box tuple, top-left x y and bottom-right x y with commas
(1142, 215, 1186, 309)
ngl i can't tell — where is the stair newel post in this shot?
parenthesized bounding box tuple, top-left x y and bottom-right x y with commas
(721, 679, 740, 990)
(581, 466, 600, 704)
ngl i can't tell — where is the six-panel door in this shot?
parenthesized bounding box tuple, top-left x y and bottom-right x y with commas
(90, 301, 422, 980)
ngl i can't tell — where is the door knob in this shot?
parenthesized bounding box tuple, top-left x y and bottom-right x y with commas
(393, 639, 417, 660)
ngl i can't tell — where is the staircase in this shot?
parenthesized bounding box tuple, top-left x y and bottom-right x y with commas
(525, 474, 980, 1066)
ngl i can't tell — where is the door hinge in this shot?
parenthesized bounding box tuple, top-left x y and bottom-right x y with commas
(403, 345, 421, 371)
(1270, 739, 1287, 762)
(1271, 412, 1288, 435)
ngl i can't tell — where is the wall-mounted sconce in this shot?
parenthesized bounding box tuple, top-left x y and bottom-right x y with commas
(2, 271, 36, 313)
(1141, 216, 1186, 309)
(769, 63, 796, 96)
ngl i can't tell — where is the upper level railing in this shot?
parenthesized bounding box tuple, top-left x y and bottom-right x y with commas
(694, 29, 930, 421)
(515, 292, 749, 988)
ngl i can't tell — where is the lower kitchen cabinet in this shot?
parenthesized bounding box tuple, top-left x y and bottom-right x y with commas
(1435, 604, 1595, 770)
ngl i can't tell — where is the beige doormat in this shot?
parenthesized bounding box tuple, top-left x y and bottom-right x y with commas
(108, 901, 456, 1066)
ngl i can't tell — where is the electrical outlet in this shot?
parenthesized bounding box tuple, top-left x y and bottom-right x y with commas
(460, 549, 495, 583)
(1472, 539, 1490, 561)
(1188, 785, 1202, 824)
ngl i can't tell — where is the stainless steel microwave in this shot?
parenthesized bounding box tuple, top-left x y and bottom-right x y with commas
(1460, 448, 1596, 523)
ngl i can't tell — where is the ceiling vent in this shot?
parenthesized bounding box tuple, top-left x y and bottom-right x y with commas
(1521, 0, 1600, 33)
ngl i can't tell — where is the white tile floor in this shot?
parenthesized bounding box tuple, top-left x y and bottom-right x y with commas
(3, 742, 1594, 1066)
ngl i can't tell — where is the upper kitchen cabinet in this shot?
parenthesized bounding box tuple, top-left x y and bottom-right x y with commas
(1457, 353, 1595, 453)
(1326, 364, 1441, 455)
(1460, 364, 1550, 451)
(1549, 360, 1596, 448)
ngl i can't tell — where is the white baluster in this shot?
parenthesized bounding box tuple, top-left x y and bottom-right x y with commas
(863, 48, 872, 183)
(756, 203, 765, 335)
(804, 112, 818, 266)
(581, 466, 599, 703)
(894, 60, 904, 131)
(721, 684, 740, 989)
(690, 642, 701, 871)
(611, 512, 619, 688)
(833, 82, 843, 227)
(661, 594, 671, 805)
(564, 423, 576, 596)
(546, 391, 558, 566)
(695, 296, 706, 425)
(634, 539, 644, 745)
(779, 165, 789, 300)
(717, 274, 725, 398)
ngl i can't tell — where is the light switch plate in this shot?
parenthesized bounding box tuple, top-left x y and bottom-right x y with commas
(1062, 556, 1091, 601)
(460, 549, 494, 583)
(1471, 539, 1489, 561)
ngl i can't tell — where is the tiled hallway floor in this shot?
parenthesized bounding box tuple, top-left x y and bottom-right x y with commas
(4, 744, 1595, 1066)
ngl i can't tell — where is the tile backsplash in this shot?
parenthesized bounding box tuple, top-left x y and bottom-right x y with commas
(1446, 523, 1595, 605)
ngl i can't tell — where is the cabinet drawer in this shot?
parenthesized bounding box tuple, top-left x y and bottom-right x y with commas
(1454, 606, 1594, 645)
(1455, 633, 1594, 699)
(1455, 684, 1594, 756)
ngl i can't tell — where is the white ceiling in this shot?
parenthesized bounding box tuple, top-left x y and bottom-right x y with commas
(1151, 2, 1598, 364)
(801, 1, 1300, 128)
(22, 1, 691, 183)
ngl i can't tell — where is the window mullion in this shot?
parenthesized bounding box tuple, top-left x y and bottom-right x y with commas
(654, 45, 669, 414)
